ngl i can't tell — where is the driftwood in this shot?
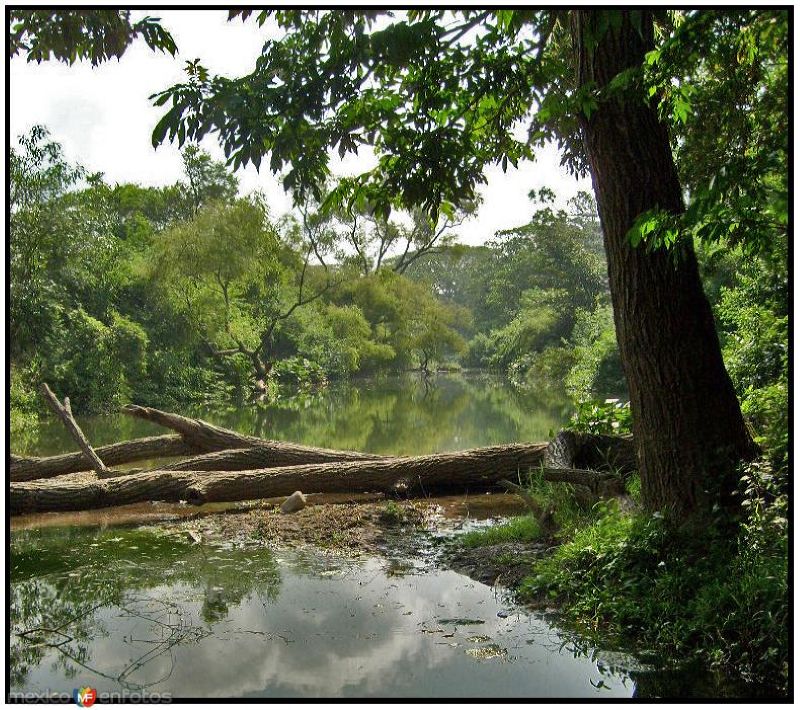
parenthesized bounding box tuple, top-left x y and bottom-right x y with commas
(12, 443, 556, 514)
(10, 435, 196, 482)
(39, 384, 110, 477)
(546, 429, 636, 476)
(122, 404, 275, 451)
(12, 405, 382, 482)
(10, 443, 632, 515)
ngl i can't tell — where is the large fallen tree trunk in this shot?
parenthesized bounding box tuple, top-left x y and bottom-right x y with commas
(156, 444, 389, 472)
(12, 406, 387, 482)
(10, 435, 197, 482)
(7, 442, 617, 514)
(121, 404, 264, 451)
(123, 404, 384, 463)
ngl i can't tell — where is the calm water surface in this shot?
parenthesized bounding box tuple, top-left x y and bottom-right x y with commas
(11, 525, 647, 699)
(13, 373, 571, 458)
(10, 374, 769, 698)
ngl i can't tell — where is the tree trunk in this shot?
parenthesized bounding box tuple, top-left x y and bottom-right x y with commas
(572, 11, 757, 520)
(11, 443, 555, 514)
(122, 405, 386, 463)
(10, 434, 196, 482)
(157, 443, 388, 471)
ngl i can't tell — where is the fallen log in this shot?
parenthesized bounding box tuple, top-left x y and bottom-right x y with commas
(156, 444, 388, 472)
(123, 404, 387, 465)
(121, 404, 277, 451)
(11, 442, 567, 514)
(546, 429, 636, 475)
(40, 384, 109, 476)
(10, 435, 197, 482)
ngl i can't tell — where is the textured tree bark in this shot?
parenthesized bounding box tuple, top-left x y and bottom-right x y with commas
(39, 384, 110, 476)
(545, 430, 636, 476)
(121, 404, 264, 451)
(10, 442, 564, 514)
(572, 11, 757, 519)
(10, 434, 196, 482)
(156, 444, 388, 471)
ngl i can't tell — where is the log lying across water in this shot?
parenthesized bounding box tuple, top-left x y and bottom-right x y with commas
(10, 435, 197, 482)
(157, 444, 388, 472)
(121, 404, 263, 450)
(11, 443, 554, 514)
(10, 389, 637, 516)
(11, 405, 385, 482)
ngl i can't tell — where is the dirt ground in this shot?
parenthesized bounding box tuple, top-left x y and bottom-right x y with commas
(12, 490, 544, 589)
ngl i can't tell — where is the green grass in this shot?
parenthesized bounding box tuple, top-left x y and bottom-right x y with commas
(519, 491, 788, 692)
(459, 515, 541, 548)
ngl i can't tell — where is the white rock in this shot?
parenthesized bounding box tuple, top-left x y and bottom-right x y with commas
(280, 490, 307, 514)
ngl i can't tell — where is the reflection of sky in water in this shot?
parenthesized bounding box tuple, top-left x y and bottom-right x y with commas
(14, 553, 634, 699)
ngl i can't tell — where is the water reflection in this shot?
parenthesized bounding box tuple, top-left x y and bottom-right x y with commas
(12, 526, 636, 699)
(14, 373, 571, 458)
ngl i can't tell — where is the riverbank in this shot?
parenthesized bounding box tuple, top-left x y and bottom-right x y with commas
(442, 489, 789, 697)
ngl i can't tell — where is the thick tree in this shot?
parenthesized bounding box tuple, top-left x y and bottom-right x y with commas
(146, 9, 770, 520)
(570, 11, 757, 516)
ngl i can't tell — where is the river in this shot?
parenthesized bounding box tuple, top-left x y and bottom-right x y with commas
(9, 374, 766, 699)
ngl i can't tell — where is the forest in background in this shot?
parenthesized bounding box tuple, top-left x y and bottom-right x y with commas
(10, 125, 786, 477)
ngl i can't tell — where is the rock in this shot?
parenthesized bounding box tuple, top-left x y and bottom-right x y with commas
(280, 490, 307, 514)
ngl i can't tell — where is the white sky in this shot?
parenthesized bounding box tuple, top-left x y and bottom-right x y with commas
(9, 9, 591, 244)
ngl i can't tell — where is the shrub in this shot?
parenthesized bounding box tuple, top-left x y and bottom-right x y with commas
(565, 302, 626, 400)
(571, 398, 632, 435)
(520, 470, 788, 691)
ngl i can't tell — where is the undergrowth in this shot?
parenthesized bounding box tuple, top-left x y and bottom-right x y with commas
(459, 516, 541, 548)
(518, 460, 788, 691)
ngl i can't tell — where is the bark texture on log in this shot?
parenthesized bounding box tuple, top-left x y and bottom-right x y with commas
(121, 405, 258, 451)
(11, 443, 550, 514)
(545, 430, 636, 476)
(157, 444, 387, 472)
(10, 435, 196, 482)
(123, 404, 387, 465)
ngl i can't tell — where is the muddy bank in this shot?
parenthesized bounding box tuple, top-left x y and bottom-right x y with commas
(441, 541, 554, 588)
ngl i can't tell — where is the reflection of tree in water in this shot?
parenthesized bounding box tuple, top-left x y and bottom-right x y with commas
(10, 527, 281, 690)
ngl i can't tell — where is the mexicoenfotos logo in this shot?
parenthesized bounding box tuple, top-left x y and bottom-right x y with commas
(73, 687, 97, 707)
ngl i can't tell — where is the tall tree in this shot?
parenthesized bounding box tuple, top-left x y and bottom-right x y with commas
(570, 11, 757, 516)
(147, 9, 774, 520)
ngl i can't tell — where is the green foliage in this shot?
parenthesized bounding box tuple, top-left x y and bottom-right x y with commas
(9, 10, 177, 65)
(10, 368, 41, 450)
(565, 301, 626, 400)
(571, 399, 632, 436)
(379, 500, 408, 525)
(716, 257, 788, 471)
(44, 308, 130, 413)
(520, 476, 788, 689)
(459, 516, 541, 548)
(273, 357, 327, 388)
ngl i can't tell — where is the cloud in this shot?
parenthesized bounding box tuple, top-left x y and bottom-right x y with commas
(9, 10, 591, 246)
